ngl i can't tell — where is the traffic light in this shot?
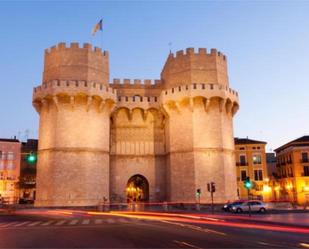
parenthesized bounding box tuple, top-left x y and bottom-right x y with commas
(211, 182, 216, 193)
(207, 183, 210, 192)
(196, 188, 201, 197)
(244, 177, 252, 189)
(26, 152, 37, 164)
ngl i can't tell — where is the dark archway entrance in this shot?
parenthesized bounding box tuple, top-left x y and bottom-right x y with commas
(126, 174, 149, 202)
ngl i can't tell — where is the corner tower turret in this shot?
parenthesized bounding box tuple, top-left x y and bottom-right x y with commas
(33, 43, 115, 207)
(43, 42, 109, 85)
(161, 48, 239, 203)
(161, 48, 228, 88)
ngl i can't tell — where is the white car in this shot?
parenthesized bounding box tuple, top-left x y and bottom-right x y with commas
(231, 200, 267, 213)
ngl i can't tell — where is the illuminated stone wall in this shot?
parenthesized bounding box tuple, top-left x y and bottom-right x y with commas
(33, 43, 239, 206)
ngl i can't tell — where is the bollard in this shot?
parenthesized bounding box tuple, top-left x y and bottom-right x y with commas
(98, 201, 103, 212)
(196, 203, 200, 211)
(163, 202, 168, 211)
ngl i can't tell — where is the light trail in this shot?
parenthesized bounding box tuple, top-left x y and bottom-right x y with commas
(10, 208, 309, 234)
(88, 211, 309, 234)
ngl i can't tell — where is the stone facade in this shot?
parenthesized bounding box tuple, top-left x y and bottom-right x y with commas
(33, 43, 239, 206)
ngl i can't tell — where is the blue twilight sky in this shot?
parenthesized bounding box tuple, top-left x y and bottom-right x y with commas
(0, 1, 308, 151)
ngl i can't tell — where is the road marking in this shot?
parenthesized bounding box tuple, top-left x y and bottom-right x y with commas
(27, 221, 43, 227)
(106, 218, 115, 224)
(300, 243, 309, 248)
(0, 222, 11, 228)
(94, 219, 103, 225)
(41, 220, 55, 226)
(161, 220, 226, 236)
(118, 218, 129, 223)
(81, 219, 90, 225)
(68, 219, 79, 225)
(0, 222, 19, 228)
(14, 221, 32, 227)
(173, 240, 201, 249)
(258, 242, 270, 245)
(54, 220, 66, 226)
(258, 241, 286, 248)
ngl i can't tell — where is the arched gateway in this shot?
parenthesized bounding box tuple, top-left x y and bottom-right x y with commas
(33, 43, 239, 207)
(126, 175, 149, 202)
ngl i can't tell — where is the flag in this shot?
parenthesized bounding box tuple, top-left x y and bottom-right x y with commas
(92, 19, 103, 36)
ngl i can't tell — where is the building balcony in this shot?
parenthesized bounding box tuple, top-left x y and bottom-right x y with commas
(253, 162, 262, 165)
(300, 159, 309, 163)
(236, 162, 248, 166)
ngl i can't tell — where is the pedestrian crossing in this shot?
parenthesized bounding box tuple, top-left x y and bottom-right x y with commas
(0, 217, 149, 229)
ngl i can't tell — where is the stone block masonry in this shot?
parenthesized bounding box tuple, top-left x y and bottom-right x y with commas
(33, 42, 239, 206)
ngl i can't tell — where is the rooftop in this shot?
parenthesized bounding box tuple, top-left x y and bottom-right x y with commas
(234, 137, 267, 145)
(0, 138, 20, 143)
(275, 135, 309, 153)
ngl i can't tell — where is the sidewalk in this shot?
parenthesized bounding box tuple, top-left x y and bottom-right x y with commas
(174, 211, 309, 228)
(243, 212, 309, 227)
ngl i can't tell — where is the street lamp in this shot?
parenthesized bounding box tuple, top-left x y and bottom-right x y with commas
(286, 183, 293, 190)
(263, 185, 271, 193)
(303, 186, 309, 192)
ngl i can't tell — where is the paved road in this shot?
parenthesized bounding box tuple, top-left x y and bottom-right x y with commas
(0, 210, 308, 248)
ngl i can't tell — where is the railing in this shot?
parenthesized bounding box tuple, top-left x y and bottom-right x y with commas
(300, 159, 309, 163)
(236, 162, 248, 166)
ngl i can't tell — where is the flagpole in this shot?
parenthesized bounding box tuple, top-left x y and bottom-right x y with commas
(91, 19, 103, 48)
(101, 27, 103, 49)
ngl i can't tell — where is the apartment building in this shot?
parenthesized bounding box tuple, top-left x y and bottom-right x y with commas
(0, 138, 21, 203)
(275, 136, 309, 205)
(235, 138, 269, 201)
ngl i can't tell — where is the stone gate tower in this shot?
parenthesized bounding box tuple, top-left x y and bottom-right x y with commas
(161, 48, 239, 203)
(33, 43, 116, 206)
(33, 43, 239, 206)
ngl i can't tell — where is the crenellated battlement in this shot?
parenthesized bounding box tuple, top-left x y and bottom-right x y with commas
(110, 79, 162, 88)
(161, 47, 229, 89)
(34, 79, 116, 94)
(117, 95, 159, 103)
(43, 42, 110, 85)
(168, 47, 226, 61)
(45, 42, 109, 56)
(160, 83, 239, 116)
(162, 83, 238, 98)
(115, 95, 160, 113)
(33, 79, 117, 110)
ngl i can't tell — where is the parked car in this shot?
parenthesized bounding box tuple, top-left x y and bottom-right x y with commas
(231, 200, 267, 213)
(222, 200, 246, 212)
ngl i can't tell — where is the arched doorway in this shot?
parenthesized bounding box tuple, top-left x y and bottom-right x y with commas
(126, 174, 149, 202)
